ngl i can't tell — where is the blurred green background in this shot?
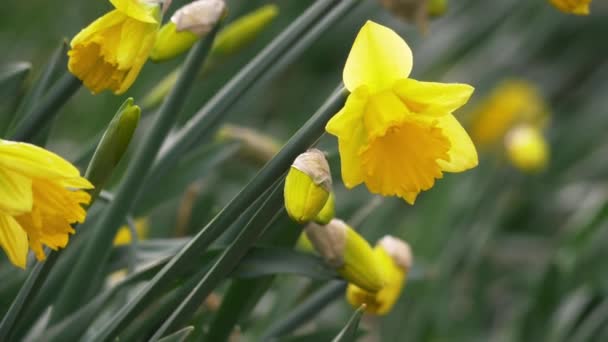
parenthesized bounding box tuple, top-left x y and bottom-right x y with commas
(2, 0, 608, 341)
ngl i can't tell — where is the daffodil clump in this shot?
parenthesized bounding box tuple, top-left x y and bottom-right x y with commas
(326, 21, 478, 204)
(67, 0, 161, 94)
(549, 0, 592, 15)
(0, 140, 93, 269)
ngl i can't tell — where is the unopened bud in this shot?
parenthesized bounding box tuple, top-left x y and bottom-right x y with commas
(306, 219, 384, 292)
(150, 0, 226, 62)
(172, 0, 226, 36)
(284, 149, 332, 224)
(504, 124, 549, 173)
(377, 235, 413, 270)
(216, 124, 281, 165)
(346, 236, 413, 315)
(314, 191, 335, 224)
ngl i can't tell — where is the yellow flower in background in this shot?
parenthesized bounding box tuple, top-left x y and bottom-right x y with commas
(505, 124, 549, 173)
(549, 0, 591, 15)
(326, 21, 477, 204)
(113, 218, 149, 246)
(68, 0, 161, 94)
(0, 140, 93, 269)
(346, 236, 412, 315)
(469, 80, 549, 148)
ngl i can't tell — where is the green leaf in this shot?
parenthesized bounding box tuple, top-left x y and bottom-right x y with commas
(157, 326, 195, 342)
(331, 305, 366, 342)
(261, 282, 346, 340)
(9, 73, 81, 142)
(133, 141, 240, 215)
(149, 183, 287, 340)
(0, 62, 31, 135)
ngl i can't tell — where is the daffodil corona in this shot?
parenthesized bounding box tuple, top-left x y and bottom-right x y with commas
(0, 140, 93, 269)
(326, 21, 477, 204)
(67, 0, 161, 94)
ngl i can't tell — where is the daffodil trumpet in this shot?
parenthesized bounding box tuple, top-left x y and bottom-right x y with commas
(67, 0, 162, 94)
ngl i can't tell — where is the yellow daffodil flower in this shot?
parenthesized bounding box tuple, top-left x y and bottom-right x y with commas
(0, 140, 93, 269)
(67, 0, 161, 94)
(346, 236, 412, 315)
(505, 124, 549, 173)
(549, 0, 591, 15)
(113, 217, 149, 246)
(469, 80, 549, 149)
(326, 21, 477, 204)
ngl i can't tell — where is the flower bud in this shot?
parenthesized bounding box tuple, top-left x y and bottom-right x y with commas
(150, 0, 226, 62)
(216, 124, 281, 165)
(284, 149, 332, 224)
(504, 124, 549, 173)
(346, 236, 413, 315)
(172, 0, 226, 35)
(305, 219, 384, 292)
(314, 191, 335, 224)
(143, 4, 278, 106)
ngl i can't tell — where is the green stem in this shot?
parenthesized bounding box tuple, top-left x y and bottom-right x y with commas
(91, 87, 346, 342)
(49, 22, 223, 325)
(9, 73, 81, 142)
(149, 182, 286, 340)
(260, 282, 347, 340)
(141, 0, 339, 193)
(205, 213, 302, 341)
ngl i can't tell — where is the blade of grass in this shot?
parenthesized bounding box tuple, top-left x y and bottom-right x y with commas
(261, 282, 347, 340)
(149, 182, 287, 340)
(9, 73, 81, 142)
(331, 305, 366, 342)
(49, 22, 223, 325)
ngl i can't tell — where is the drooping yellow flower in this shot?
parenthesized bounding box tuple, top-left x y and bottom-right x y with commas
(346, 236, 412, 315)
(505, 124, 549, 173)
(549, 0, 591, 15)
(67, 0, 161, 94)
(326, 21, 477, 204)
(0, 140, 93, 269)
(113, 217, 149, 246)
(469, 80, 549, 148)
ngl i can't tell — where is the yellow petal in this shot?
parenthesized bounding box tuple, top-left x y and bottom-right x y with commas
(0, 140, 82, 181)
(435, 114, 478, 172)
(326, 88, 369, 189)
(0, 213, 28, 269)
(343, 21, 413, 92)
(326, 86, 369, 140)
(394, 78, 474, 116)
(110, 0, 159, 23)
(116, 20, 158, 94)
(0, 168, 33, 215)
